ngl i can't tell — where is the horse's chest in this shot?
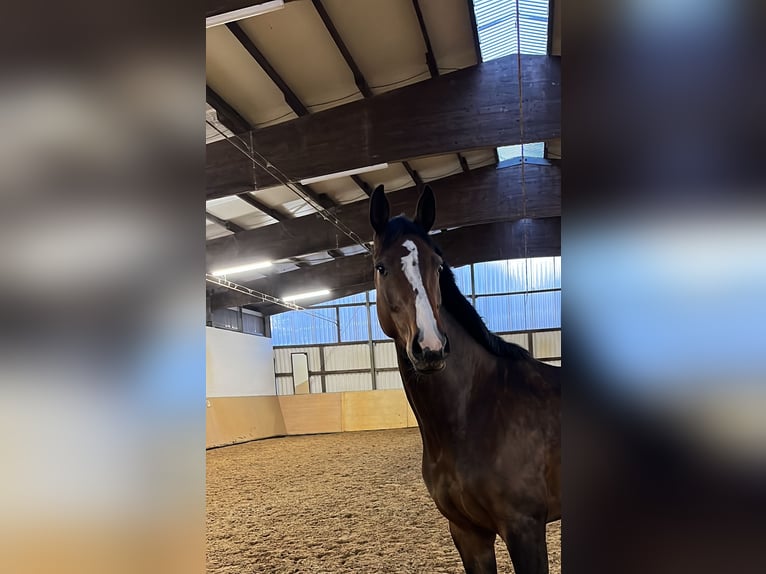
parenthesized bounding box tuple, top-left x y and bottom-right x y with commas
(423, 460, 497, 528)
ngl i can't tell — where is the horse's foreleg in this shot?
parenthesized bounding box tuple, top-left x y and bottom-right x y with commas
(448, 521, 497, 574)
(504, 518, 548, 574)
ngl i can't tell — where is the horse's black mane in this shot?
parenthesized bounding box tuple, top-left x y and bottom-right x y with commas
(381, 216, 532, 361)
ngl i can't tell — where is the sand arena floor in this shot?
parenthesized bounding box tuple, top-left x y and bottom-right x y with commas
(207, 428, 561, 573)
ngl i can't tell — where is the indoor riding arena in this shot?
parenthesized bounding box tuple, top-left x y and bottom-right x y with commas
(206, 0, 561, 572)
(207, 430, 561, 573)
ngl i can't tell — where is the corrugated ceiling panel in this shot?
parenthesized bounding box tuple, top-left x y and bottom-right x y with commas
(206, 25, 297, 127)
(206, 223, 231, 241)
(356, 163, 412, 194)
(322, 0, 430, 95)
(238, 2, 364, 114)
(407, 155, 463, 182)
(308, 178, 368, 205)
(461, 149, 497, 169)
(324, 344, 371, 371)
(206, 195, 260, 220)
(418, 0, 480, 70)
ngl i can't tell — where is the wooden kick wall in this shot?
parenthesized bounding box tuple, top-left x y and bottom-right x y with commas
(207, 389, 418, 448)
(278, 389, 418, 436)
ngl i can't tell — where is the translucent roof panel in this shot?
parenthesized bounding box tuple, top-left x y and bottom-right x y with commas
(473, 0, 549, 60)
(497, 141, 545, 162)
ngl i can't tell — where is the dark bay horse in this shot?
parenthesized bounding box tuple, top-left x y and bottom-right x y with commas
(369, 185, 561, 574)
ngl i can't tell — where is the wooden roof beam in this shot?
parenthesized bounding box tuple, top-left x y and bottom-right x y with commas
(210, 218, 561, 311)
(206, 211, 245, 234)
(206, 54, 560, 196)
(206, 85, 251, 135)
(206, 162, 560, 268)
(235, 193, 290, 222)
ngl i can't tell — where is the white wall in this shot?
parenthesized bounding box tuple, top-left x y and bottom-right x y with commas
(206, 327, 275, 397)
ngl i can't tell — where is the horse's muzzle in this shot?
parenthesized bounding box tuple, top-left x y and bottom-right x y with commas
(410, 333, 450, 374)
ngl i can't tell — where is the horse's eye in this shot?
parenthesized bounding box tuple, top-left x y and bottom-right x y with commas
(375, 263, 387, 276)
(437, 264, 444, 273)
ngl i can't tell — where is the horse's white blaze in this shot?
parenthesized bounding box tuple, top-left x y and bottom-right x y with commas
(400, 240, 443, 351)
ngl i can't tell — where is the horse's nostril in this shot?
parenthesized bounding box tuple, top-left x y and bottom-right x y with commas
(411, 336, 424, 359)
(443, 335, 451, 355)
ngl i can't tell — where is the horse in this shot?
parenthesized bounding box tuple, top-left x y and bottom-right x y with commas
(369, 184, 561, 574)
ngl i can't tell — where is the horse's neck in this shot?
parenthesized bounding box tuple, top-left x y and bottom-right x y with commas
(397, 310, 500, 449)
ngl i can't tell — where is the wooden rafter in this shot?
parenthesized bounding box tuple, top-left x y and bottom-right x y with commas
(412, 0, 439, 78)
(311, 0, 372, 98)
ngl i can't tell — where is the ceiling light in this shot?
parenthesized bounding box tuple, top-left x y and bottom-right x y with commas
(205, 0, 284, 28)
(210, 261, 272, 277)
(282, 289, 331, 302)
(299, 163, 389, 185)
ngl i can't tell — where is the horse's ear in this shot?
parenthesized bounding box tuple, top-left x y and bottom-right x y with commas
(415, 185, 436, 232)
(369, 185, 389, 235)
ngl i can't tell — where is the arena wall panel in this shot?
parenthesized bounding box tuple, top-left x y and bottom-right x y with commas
(324, 344, 371, 371)
(273, 346, 322, 374)
(206, 327, 275, 397)
(278, 393, 343, 435)
(373, 341, 398, 368)
(325, 372, 373, 392)
(206, 396, 286, 448)
(532, 330, 561, 358)
(500, 332, 530, 349)
(341, 390, 409, 432)
(374, 370, 403, 390)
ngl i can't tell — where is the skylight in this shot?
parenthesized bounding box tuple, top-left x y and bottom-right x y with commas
(473, 0, 550, 162)
(474, 0, 550, 59)
(497, 142, 545, 162)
